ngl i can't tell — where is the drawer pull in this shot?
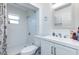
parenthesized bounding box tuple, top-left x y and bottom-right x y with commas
(54, 47, 56, 55)
(51, 46, 54, 54)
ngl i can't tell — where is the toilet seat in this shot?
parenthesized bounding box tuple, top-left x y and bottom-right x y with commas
(21, 45, 38, 55)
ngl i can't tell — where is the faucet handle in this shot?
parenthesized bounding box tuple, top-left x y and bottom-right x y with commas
(52, 32, 55, 36)
(64, 35, 67, 38)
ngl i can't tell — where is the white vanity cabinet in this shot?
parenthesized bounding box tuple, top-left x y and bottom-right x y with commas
(41, 39, 78, 55)
(54, 43, 78, 55)
(41, 39, 54, 55)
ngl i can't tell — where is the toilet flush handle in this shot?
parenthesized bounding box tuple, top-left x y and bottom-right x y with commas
(28, 32, 31, 35)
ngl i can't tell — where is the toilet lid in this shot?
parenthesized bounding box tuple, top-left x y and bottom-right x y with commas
(21, 45, 38, 53)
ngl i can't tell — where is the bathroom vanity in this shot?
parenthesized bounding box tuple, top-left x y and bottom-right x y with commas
(35, 35, 79, 55)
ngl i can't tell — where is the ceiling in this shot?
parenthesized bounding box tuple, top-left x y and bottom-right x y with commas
(7, 3, 38, 12)
(51, 3, 71, 10)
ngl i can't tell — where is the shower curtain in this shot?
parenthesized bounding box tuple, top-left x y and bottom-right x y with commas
(0, 3, 8, 55)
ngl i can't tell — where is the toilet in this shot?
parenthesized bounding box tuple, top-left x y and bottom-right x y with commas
(20, 37, 40, 55)
(20, 45, 39, 55)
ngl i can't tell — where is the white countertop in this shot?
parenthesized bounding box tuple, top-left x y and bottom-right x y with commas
(35, 35, 79, 50)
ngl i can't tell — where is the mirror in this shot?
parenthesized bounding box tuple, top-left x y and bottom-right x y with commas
(53, 3, 73, 29)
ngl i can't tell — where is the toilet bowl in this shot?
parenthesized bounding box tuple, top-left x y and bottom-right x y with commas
(20, 45, 38, 55)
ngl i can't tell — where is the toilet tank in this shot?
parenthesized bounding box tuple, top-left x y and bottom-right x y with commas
(32, 36, 41, 47)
